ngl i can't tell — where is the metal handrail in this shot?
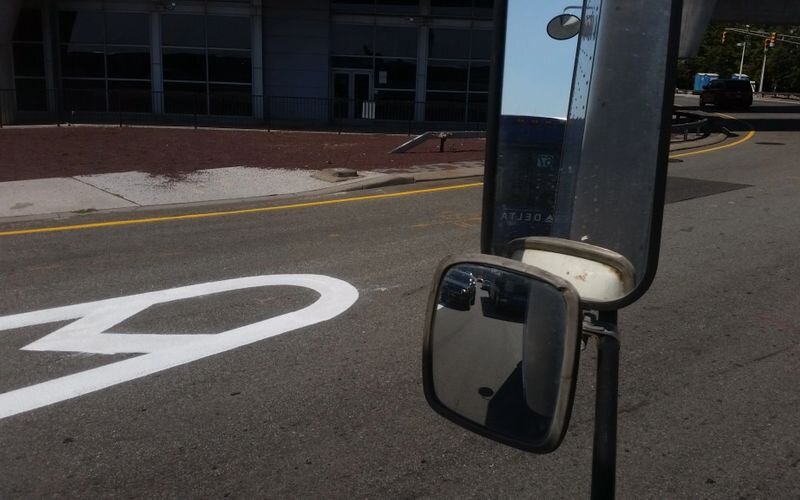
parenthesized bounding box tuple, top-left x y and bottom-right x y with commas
(671, 111, 708, 140)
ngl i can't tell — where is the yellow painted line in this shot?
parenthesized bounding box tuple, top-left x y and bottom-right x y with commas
(0, 182, 484, 237)
(669, 112, 755, 158)
(1, 112, 754, 238)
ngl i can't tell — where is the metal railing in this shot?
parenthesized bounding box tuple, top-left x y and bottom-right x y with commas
(0, 88, 488, 134)
(671, 111, 709, 140)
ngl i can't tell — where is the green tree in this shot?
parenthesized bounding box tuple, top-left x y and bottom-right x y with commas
(676, 23, 800, 92)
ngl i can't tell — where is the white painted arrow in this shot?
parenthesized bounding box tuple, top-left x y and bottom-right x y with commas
(0, 275, 359, 419)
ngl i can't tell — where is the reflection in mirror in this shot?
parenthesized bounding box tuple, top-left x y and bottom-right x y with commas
(501, 1, 580, 118)
(547, 14, 581, 40)
(491, 0, 585, 256)
(488, 0, 681, 305)
(429, 262, 579, 450)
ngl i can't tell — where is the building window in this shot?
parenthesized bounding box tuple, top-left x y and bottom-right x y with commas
(331, 20, 418, 120)
(162, 14, 252, 116)
(332, 0, 418, 15)
(431, 0, 494, 19)
(426, 25, 491, 122)
(331, 0, 492, 122)
(58, 11, 152, 113)
(12, 8, 47, 111)
(332, 0, 492, 17)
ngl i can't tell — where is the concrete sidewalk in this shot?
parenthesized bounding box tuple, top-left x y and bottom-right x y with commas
(0, 134, 724, 222)
(0, 162, 484, 221)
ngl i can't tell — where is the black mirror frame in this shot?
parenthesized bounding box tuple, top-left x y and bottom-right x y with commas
(480, 0, 684, 309)
(422, 253, 583, 453)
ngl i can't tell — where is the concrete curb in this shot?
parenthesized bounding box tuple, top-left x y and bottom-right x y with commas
(0, 132, 739, 225)
(301, 173, 417, 196)
(0, 174, 418, 226)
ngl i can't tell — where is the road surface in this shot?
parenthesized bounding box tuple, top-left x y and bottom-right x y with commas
(1, 98, 799, 498)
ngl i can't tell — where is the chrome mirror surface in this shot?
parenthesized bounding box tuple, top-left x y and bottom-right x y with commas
(485, 0, 681, 308)
(490, 0, 586, 260)
(423, 255, 581, 453)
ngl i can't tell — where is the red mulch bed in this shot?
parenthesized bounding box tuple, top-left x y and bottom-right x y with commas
(0, 126, 485, 182)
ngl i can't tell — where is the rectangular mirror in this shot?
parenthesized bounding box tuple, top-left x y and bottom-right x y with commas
(483, 0, 682, 308)
(489, 0, 583, 252)
(422, 255, 582, 453)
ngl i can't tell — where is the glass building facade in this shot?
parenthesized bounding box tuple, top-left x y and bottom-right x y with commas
(12, 8, 47, 112)
(330, 0, 493, 122)
(162, 13, 252, 116)
(59, 11, 152, 112)
(6, 0, 493, 126)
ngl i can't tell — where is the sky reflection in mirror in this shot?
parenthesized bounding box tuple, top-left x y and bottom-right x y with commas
(501, 0, 580, 118)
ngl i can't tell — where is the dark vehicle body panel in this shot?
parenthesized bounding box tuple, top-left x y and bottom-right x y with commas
(699, 79, 753, 109)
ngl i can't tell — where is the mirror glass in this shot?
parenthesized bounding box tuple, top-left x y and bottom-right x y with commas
(500, 1, 580, 118)
(429, 263, 577, 449)
(488, 0, 677, 305)
(547, 14, 581, 40)
(491, 0, 584, 256)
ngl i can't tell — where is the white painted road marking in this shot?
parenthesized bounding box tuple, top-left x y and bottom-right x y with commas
(0, 275, 359, 420)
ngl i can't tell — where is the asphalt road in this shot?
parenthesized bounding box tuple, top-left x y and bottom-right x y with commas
(1, 98, 799, 498)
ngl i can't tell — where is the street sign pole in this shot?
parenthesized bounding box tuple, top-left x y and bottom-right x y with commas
(758, 48, 768, 94)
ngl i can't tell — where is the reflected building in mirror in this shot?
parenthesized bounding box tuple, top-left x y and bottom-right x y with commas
(488, 0, 584, 254)
(425, 258, 582, 452)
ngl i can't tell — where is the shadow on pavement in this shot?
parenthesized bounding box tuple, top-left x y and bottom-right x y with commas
(665, 177, 751, 204)
(675, 103, 800, 132)
(722, 116, 800, 133)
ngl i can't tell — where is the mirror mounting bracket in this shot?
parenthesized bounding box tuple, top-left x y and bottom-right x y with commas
(582, 311, 619, 340)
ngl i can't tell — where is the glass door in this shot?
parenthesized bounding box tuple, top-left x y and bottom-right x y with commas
(332, 71, 373, 120)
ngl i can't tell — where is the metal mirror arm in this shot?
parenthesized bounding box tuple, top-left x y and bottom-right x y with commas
(584, 309, 619, 500)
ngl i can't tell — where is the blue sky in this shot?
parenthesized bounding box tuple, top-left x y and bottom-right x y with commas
(500, 0, 580, 118)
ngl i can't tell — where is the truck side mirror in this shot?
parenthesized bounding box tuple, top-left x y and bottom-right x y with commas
(423, 255, 581, 453)
(483, 0, 682, 308)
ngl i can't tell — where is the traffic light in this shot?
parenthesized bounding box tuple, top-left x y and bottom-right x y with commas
(764, 38, 770, 49)
(722, 31, 727, 44)
(769, 32, 777, 47)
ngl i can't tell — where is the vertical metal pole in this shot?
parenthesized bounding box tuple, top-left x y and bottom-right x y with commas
(591, 310, 619, 500)
(758, 48, 767, 94)
(738, 41, 746, 76)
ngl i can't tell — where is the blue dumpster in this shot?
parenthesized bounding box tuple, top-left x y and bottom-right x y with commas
(693, 73, 719, 94)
